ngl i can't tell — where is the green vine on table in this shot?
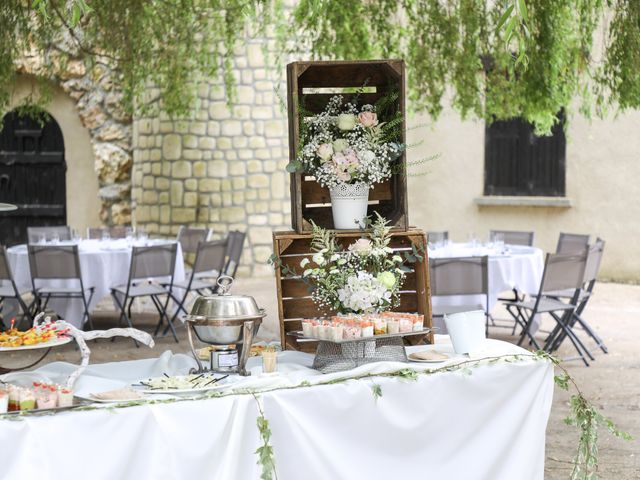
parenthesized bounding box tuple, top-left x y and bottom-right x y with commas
(538, 352, 633, 480)
(252, 394, 278, 480)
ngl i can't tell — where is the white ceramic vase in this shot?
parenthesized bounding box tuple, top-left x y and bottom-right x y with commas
(329, 182, 370, 230)
(443, 310, 486, 354)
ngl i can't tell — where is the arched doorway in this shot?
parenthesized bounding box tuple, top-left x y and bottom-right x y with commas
(0, 110, 67, 246)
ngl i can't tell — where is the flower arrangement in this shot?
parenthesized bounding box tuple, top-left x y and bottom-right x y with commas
(291, 94, 404, 189)
(299, 214, 407, 314)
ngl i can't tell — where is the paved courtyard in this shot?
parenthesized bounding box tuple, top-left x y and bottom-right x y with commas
(2, 279, 638, 478)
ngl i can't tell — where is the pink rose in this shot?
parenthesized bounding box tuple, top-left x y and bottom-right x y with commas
(316, 143, 334, 161)
(334, 166, 351, 182)
(358, 111, 378, 128)
(343, 148, 359, 165)
(348, 238, 372, 254)
(332, 152, 347, 165)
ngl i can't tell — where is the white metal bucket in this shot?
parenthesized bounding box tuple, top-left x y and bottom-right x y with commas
(329, 183, 370, 230)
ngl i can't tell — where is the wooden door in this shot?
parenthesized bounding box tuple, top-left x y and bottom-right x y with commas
(0, 111, 67, 246)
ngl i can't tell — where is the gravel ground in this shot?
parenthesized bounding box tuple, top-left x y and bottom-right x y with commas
(2, 279, 638, 478)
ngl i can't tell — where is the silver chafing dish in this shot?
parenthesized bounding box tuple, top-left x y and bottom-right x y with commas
(185, 276, 265, 376)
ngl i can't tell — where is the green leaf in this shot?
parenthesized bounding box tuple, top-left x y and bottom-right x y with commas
(371, 383, 383, 402)
(517, 0, 529, 23)
(496, 4, 515, 32)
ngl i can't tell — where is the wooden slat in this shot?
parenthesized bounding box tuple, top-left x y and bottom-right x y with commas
(301, 180, 393, 204)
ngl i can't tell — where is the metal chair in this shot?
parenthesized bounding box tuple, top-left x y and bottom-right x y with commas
(166, 239, 228, 324)
(492, 230, 535, 306)
(87, 226, 129, 240)
(429, 256, 490, 332)
(544, 239, 607, 355)
(0, 246, 34, 327)
(221, 230, 246, 282)
(427, 231, 449, 246)
(110, 243, 178, 344)
(177, 226, 211, 255)
(505, 251, 591, 365)
(556, 232, 590, 254)
(489, 230, 534, 246)
(27, 244, 95, 329)
(27, 226, 71, 244)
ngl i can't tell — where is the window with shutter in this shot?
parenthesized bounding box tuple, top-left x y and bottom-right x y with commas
(484, 112, 566, 196)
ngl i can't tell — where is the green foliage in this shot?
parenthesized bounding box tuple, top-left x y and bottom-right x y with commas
(371, 383, 383, 402)
(253, 394, 278, 480)
(2, 1, 639, 133)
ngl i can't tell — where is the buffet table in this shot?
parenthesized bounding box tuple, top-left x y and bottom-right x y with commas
(0, 338, 554, 480)
(4, 239, 185, 328)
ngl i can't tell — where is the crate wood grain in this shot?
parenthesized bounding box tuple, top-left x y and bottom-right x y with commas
(286, 60, 409, 233)
(273, 228, 433, 352)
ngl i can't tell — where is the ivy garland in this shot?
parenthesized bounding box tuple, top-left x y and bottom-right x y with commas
(1, 351, 630, 479)
(1, 1, 639, 134)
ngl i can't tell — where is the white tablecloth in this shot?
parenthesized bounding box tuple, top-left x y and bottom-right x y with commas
(4, 239, 185, 328)
(429, 243, 544, 313)
(0, 338, 555, 480)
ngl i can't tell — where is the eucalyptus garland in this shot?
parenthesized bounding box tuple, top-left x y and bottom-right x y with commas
(1, 1, 639, 134)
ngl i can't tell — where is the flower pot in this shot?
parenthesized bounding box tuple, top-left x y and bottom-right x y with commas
(443, 310, 486, 354)
(329, 183, 370, 230)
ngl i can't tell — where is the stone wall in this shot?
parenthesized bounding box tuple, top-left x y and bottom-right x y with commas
(132, 40, 291, 277)
(15, 40, 133, 226)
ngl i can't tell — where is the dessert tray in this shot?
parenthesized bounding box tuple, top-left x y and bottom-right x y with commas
(287, 328, 432, 344)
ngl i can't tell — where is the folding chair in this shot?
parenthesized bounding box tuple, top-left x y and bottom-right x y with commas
(427, 231, 449, 246)
(27, 226, 71, 243)
(165, 239, 227, 324)
(110, 243, 178, 345)
(177, 226, 211, 272)
(27, 244, 95, 329)
(489, 230, 534, 246)
(492, 230, 535, 304)
(0, 246, 34, 328)
(87, 226, 129, 240)
(505, 251, 592, 365)
(429, 256, 490, 332)
(556, 232, 590, 254)
(177, 226, 211, 255)
(544, 239, 607, 355)
(220, 230, 246, 282)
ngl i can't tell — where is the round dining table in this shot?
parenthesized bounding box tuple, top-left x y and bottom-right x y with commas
(428, 242, 544, 317)
(4, 239, 185, 328)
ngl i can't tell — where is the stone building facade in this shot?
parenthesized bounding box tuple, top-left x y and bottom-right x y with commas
(131, 41, 291, 277)
(14, 40, 133, 226)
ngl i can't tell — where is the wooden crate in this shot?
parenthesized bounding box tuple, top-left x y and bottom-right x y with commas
(286, 60, 409, 233)
(273, 228, 433, 352)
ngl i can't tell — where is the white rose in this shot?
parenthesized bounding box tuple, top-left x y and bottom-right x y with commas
(348, 238, 373, 255)
(312, 252, 325, 266)
(337, 114, 357, 131)
(359, 150, 375, 163)
(332, 138, 349, 153)
(316, 143, 334, 161)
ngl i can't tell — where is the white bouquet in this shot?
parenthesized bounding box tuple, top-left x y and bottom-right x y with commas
(289, 95, 404, 189)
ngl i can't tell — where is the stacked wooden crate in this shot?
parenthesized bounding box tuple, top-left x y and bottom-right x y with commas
(274, 59, 432, 351)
